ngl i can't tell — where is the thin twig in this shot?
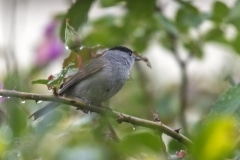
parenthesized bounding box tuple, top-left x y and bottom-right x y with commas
(0, 89, 193, 146)
(107, 122, 120, 142)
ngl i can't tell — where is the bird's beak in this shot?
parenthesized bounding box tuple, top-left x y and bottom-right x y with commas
(134, 56, 142, 61)
(133, 52, 151, 68)
(133, 50, 142, 61)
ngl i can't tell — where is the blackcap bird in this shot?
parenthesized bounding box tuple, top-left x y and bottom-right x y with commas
(30, 46, 141, 120)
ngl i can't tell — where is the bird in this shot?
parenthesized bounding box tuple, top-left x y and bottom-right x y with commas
(30, 46, 141, 120)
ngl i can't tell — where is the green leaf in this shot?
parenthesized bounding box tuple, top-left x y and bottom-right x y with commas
(184, 40, 203, 58)
(119, 130, 162, 153)
(31, 63, 75, 90)
(4, 99, 27, 138)
(168, 139, 186, 154)
(211, 1, 229, 23)
(47, 63, 75, 87)
(232, 33, 240, 54)
(203, 27, 227, 43)
(154, 14, 178, 36)
(132, 36, 148, 52)
(84, 16, 126, 46)
(175, 0, 195, 9)
(65, 21, 82, 51)
(225, 0, 240, 30)
(31, 79, 49, 85)
(175, 3, 208, 32)
(100, 0, 121, 7)
(60, 0, 94, 41)
(158, 32, 173, 50)
(130, 27, 155, 52)
(192, 116, 237, 160)
(126, 0, 156, 19)
(208, 84, 240, 119)
(62, 51, 80, 69)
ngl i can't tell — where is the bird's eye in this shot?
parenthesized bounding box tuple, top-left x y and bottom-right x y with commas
(128, 52, 133, 56)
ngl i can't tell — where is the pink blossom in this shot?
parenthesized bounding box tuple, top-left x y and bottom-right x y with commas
(35, 20, 65, 66)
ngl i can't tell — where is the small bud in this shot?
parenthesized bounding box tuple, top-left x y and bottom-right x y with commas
(176, 150, 186, 158)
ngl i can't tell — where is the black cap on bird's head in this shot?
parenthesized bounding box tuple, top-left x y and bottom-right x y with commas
(109, 46, 132, 53)
(109, 46, 141, 61)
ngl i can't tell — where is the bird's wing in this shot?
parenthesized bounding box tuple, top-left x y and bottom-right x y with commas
(59, 58, 108, 95)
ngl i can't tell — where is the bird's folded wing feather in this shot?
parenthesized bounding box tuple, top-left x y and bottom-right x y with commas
(59, 58, 108, 95)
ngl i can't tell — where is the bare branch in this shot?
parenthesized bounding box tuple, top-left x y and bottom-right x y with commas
(0, 89, 193, 146)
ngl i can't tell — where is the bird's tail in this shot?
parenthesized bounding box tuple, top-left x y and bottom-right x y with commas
(29, 102, 59, 120)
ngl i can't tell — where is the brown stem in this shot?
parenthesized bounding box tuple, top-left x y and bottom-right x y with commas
(0, 89, 193, 146)
(169, 33, 189, 134)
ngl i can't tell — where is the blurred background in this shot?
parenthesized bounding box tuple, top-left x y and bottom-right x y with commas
(1, 0, 240, 159)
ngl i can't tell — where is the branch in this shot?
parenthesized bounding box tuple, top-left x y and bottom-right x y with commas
(169, 33, 189, 135)
(0, 89, 192, 146)
(156, 4, 189, 135)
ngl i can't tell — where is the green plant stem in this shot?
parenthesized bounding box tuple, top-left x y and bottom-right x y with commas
(0, 89, 192, 146)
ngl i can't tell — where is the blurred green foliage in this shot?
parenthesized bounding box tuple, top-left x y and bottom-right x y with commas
(209, 84, 240, 118)
(2, 0, 240, 159)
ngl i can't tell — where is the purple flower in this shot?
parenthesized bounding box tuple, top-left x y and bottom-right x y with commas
(35, 20, 65, 66)
(44, 20, 58, 37)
